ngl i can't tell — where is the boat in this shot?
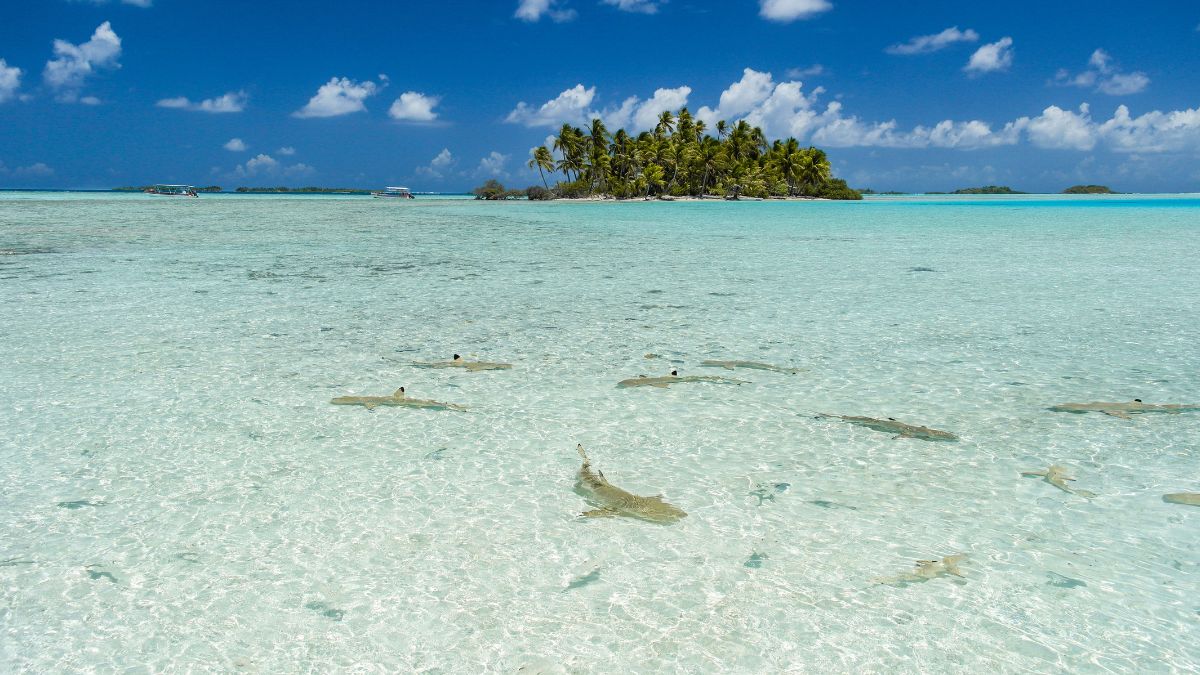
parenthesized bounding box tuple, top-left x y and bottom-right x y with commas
(371, 186, 415, 199)
(145, 184, 198, 197)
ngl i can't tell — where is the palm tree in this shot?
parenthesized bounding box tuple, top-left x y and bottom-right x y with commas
(528, 146, 555, 188)
(641, 164, 664, 198)
(696, 137, 724, 196)
(654, 110, 675, 138)
(520, 107, 855, 200)
(797, 147, 831, 194)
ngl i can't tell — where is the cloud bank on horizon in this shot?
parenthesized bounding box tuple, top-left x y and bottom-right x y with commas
(1, 1, 1198, 191)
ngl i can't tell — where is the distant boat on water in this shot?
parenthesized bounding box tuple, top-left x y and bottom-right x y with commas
(371, 186, 415, 199)
(145, 184, 198, 197)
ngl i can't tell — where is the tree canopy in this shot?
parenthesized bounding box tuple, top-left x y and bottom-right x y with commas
(533, 108, 861, 200)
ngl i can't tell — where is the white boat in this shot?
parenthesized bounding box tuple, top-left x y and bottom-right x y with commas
(372, 186, 414, 199)
(145, 184, 198, 197)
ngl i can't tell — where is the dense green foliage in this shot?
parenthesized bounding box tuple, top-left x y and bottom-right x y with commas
(1063, 185, 1115, 194)
(534, 108, 860, 200)
(525, 185, 555, 201)
(949, 186, 1026, 195)
(471, 180, 526, 200)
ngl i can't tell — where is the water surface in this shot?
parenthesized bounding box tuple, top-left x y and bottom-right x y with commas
(2, 193, 1198, 671)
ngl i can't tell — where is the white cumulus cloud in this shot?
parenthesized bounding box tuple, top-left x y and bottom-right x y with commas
(600, 86, 692, 131)
(240, 153, 277, 174)
(886, 27, 979, 55)
(601, 0, 662, 13)
(293, 77, 379, 118)
(416, 148, 455, 178)
(43, 21, 122, 101)
(759, 0, 832, 23)
(505, 84, 596, 127)
(231, 153, 316, 179)
(0, 59, 22, 104)
(965, 37, 1013, 74)
(1054, 49, 1149, 96)
(476, 151, 509, 178)
(388, 91, 440, 122)
(157, 90, 247, 113)
(1022, 104, 1097, 150)
(224, 138, 247, 152)
(1096, 105, 1200, 153)
(277, 146, 296, 156)
(515, 0, 577, 22)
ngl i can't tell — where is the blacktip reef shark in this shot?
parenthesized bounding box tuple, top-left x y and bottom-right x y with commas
(815, 413, 959, 441)
(1020, 465, 1096, 499)
(574, 444, 687, 524)
(873, 554, 967, 587)
(330, 387, 466, 411)
(701, 360, 803, 375)
(1163, 493, 1200, 506)
(617, 369, 749, 389)
(410, 354, 513, 372)
(1048, 399, 1200, 419)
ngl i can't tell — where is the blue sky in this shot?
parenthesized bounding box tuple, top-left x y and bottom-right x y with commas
(1, 0, 1198, 192)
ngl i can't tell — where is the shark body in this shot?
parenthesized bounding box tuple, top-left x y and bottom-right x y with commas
(700, 360, 802, 375)
(330, 387, 466, 411)
(410, 354, 512, 372)
(1163, 493, 1200, 506)
(1020, 465, 1096, 499)
(874, 555, 967, 587)
(1048, 400, 1200, 419)
(817, 413, 959, 441)
(573, 444, 687, 524)
(617, 370, 748, 388)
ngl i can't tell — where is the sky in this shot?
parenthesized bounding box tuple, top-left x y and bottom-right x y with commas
(1, 0, 1198, 192)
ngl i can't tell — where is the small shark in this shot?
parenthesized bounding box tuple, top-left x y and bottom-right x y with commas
(410, 354, 513, 372)
(1048, 399, 1200, 419)
(815, 413, 959, 441)
(1163, 493, 1200, 506)
(1020, 465, 1097, 498)
(874, 554, 967, 587)
(701, 360, 802, 374)
(573, 444, 687, 524)
(617, 370, 748, 388)
(330, 387, 466, 411)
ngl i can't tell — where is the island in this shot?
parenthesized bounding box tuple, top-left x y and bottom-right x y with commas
(949, 186, 1027, 195)
(513, 107, 861, 200)
(1063, 185, 1116, 194)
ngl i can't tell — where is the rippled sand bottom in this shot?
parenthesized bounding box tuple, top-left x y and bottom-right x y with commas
(2, 194, 1199, 672)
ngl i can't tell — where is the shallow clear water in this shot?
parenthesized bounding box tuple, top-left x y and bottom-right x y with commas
(2, 192, 1198, 672)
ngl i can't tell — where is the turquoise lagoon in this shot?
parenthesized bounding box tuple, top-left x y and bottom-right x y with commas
(2, 192, 1199, 671)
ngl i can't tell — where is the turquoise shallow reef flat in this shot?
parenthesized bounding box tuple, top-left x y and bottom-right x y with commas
(2, 192, 1199, 671)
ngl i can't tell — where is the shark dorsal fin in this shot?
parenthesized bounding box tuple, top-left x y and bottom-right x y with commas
(393, 387, 406, 398)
